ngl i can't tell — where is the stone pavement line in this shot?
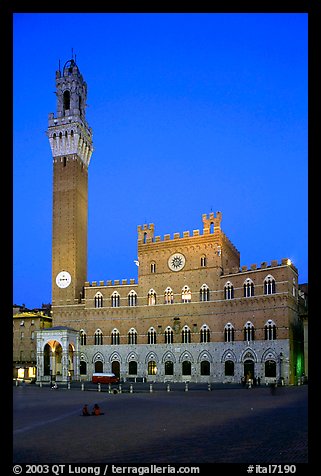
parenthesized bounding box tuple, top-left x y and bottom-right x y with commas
(13, 408, 81, 434)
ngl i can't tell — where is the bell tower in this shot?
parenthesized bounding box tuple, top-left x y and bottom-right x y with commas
(47, 58, 93, 307)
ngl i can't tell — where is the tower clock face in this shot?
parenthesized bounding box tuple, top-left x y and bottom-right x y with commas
(56, 271, 72, 289)
(168, 253, 186, 272)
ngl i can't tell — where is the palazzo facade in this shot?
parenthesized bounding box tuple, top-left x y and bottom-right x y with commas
(36, 58, 304, 385)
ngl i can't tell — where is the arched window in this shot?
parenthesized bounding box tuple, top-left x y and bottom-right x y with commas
(63, 90, 70, 113)
(94, 360, 103, 373)
(265, 360, 276, 377)
(200, 324, 210, 343)
(225, 360, 235, 376)
(148, 361, 157, 375)
(80, 360, 87, 375)
(165, 361, 174, 375)
(264, 275, 276, 295)
(111, 329, 120, 345)
(164, 287, 174, 304)
(244, 278, 254, 297)
(182, 361, 191, 376)
(111, 291, 120, 307)
(164, 326, 174, 344)
(128, 328, 137, 345)
(200, 284, 210, 302)
(224, 323, 235, 342)
(94, 329, 103, 345)
(182, 325, 191, 344)
(244, 321, 255, 341)
(148, 289, 156, 306)
(80, 329, 86, 346)
(148, 328, 157, 344)
(200, 255, 207, 267)
(128, 290, 137, 307)
(264, 320, 277, 340)
(224, 281, 234, 300)
(128, 361, 137, 375)
(182, 286, 191, 303)
(200, 360, 210, 376)
(94, 292, 103, 308)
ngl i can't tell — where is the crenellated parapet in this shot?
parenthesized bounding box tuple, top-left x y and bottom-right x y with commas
(223, 258, 297, 276)
(84, 278, 136, 287)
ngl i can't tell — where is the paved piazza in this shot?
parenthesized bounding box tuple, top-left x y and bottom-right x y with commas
(13, 384, 308, 465)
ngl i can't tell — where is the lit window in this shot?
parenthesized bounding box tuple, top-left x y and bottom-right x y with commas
(164, 287, 174, 304)
(224, 282, 234, 300)
(148, 361, 157, 375)
(182, 286, 191, 303)
(148, 289, 156, 306)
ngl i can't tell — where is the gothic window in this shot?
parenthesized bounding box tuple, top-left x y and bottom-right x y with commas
(200, 324, 211, 343)
(182, 286, 191, 303)
(80, 361, 87, 375)
(165, 361, 174, 375)
(128, 290, 137, 307)
(128, 361, 137, 375)
(164, 326, 174, 344)
(148, 289, 156, 306)
(182, 361, 191, 376)
(265, 360, 277, 377)
(224, 281, 234, 300)
(225, 360, 235, 376)
(182, 325, 191, 344)
(200, 284, 210, 302)
(94, 292, 103, 308)
(244, 278, 254, 297)
(264, 320, 277, 340)
(111, 291, 120, 307)
(244, 321, 255, 341)
(200, 255, 207, 267)
(224, 323, 235, 342)
(80, 329, 87, 346)
(111, 329, 120, 345)
(264, 275, 276, 295)
(164, 287, 174, 304)
(200, 360, 210, 376)
(150, 262, 156, 273)
(148, 361, 157, 375)
(128, 328, 137, 345)
(94, 329, 103, 345)
(148, 327, 157, 344)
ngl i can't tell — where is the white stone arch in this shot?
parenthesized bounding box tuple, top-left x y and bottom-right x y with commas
(221, 349, 237, 363)
(126, 351, 139, 363)
(109, 351, 122, 363)
(162, 350, 176, 364)
(197, 350, 213, 363)
(145, 351, 159, 363)
(240, 348, 258, 363)
(261, 348, 278, 363)
(179, 350, 194, 363)
(92, 351, 105, 364)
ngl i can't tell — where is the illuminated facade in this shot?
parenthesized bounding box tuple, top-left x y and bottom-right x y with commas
(36, 58, 304, 385)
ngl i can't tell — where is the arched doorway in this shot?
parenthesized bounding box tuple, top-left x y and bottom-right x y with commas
(244, 359, 255, 382)
(112, 360, 120, 378)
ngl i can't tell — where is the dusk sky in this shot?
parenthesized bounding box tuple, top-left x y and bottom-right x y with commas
(13, 13, 308, 309)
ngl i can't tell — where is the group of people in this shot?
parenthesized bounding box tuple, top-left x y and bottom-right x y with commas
(82, 403, 104, 416)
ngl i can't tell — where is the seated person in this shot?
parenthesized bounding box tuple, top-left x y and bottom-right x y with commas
(82, 404, 90, 416)
(92, 403, 104, 415)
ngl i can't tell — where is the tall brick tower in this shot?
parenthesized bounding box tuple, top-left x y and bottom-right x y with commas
(47, 58, 93, 308)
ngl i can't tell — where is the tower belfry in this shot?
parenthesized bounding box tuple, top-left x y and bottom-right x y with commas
(47, 58, 93, 308)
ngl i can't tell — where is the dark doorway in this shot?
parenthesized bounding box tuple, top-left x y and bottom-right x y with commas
(244, 359, 255, 381)
(112, 360, 120, 378)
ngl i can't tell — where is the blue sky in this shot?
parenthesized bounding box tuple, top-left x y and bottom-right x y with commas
(13, 13, 308, 309)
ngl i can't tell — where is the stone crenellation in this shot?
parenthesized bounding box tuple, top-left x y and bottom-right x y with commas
(224, 258, 296, 276)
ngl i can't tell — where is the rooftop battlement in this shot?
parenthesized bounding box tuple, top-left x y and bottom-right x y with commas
(138, 212, 223, 244)
(84, 278, 137, 288)
(223, 258, 297, 276)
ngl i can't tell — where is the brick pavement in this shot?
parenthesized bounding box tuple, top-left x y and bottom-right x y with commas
(13, 384, 308, 465)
